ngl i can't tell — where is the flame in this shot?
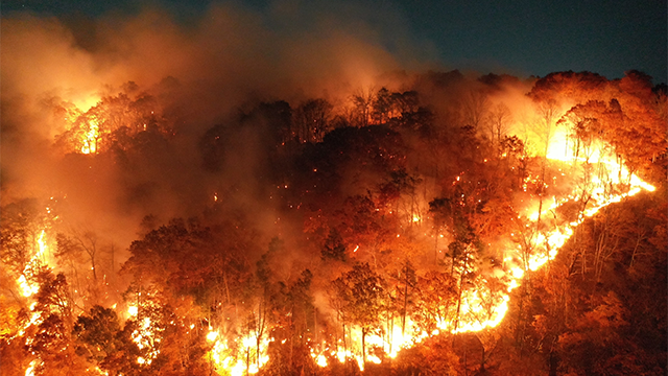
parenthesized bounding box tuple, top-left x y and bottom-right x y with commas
(17, 274, 39, 298)
(207, 330, 271, 376)
(13, 217, 58, 374)
(80, 117, 100, 154)
(304, 124, 656, 370)
(126, 302, 163, 366)
(10, 102, 657, 375)
(25, 360, 38, 376)
(206, 329, 219, 342)
(315, 353, 328, 367)
(18, 230, 50, 297)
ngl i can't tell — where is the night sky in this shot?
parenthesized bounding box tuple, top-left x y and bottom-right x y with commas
(2, 0, 666, 83)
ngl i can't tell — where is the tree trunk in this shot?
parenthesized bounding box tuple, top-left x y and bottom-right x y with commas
(515, 282, 527, 354)
(314, 306, 318, 343)
(453, 272, 464, 339)
(362, 327, 367, 367)
(480, 344, 485, 372)
(256, 300, 266, 369)
(402, 269, 409, 336)
(630, 230, 646, 267)
(548, 350, 558, 376)
(343, 322, 347, 353)
(246, 347, 250, 376)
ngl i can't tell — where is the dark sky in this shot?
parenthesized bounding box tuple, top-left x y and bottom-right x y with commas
(2, 0, 666, 84)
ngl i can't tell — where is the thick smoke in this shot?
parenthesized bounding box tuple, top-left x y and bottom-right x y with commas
(0, 1, 433, 252)
(2, 0, 571, 327)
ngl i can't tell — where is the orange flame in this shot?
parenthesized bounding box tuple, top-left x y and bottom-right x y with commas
(80, 117, 100, 154)
(305, 124, 656, 369)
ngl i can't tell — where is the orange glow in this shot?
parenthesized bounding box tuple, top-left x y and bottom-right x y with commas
(207, 330, 272, 376)
(315, 353, 328, 367)
(304, 121, 656, 370)
(8, 89, 658, 376)
(72, 94, 101, 113)
(80, 116, 100, 154)
(25, 360, 38, 376)
(12, 210, 61, 375)
(18, 230, 50, 297)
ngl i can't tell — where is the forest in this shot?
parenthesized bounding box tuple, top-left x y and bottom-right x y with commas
(1, 68, 666, 376)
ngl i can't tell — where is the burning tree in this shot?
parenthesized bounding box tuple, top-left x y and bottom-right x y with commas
(331, 262, 387, 366)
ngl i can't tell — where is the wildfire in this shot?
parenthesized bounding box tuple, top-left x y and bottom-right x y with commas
(303, 126, 657, 370)
(472, 134, 654, 329)
(10, 130, 653, 376)
(11, 210, 61, 374)
(8, 86, 659, 376)
(80, 116, 100, 154)
(207, 329, 271, 376)
(14, 224, 57, 335)
(126, 301, 163, 366)
(24, 360, 38, 376)
(18, 230, 49, 297)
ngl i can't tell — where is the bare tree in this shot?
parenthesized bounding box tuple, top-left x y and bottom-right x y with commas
(486, 103, 512, 147)
(294, 98, 333, 143)
(350, 88, 375, 127)
(56, 230, 101, 305)
(462, 90, 489, 132)
(372, 87, 393, 125)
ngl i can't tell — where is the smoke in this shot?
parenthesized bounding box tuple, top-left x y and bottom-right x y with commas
(1, 0, 553, 287)
(0, 0, 443, 269)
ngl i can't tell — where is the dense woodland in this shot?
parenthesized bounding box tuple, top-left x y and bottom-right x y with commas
(1, 70, 666, 375)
